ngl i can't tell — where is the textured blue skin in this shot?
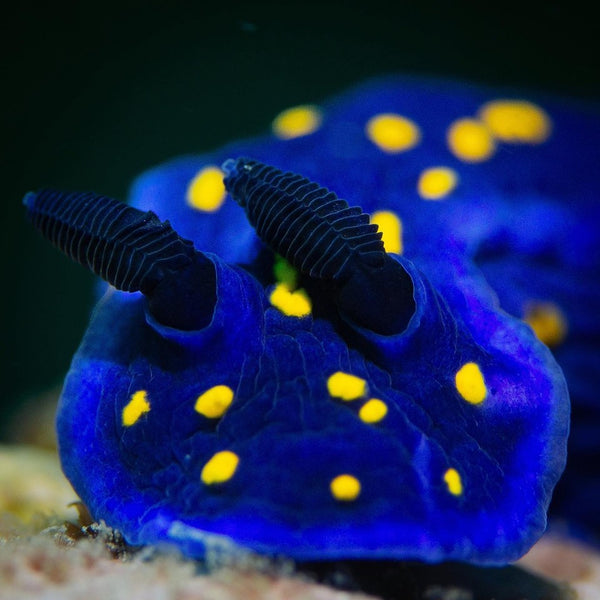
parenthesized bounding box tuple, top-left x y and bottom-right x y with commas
(55, 76, 600, 564)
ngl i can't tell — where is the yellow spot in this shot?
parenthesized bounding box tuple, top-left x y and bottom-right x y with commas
(365, 113, 421, 153)
(269, 282, 311, 317)
(272, 104, 322, 139)
(444, 468, 463, 496)
(186, 166, 227, 212)
(201, 450, 239, 485)
(330, 474, 361, 501)
(359, 398, 388, 424)
(478, 99, 551, 144)
(371, 210, 403, 254)
(455, 362, 487, 405)
(524, 301, 568, 348)
(194, 385, 234, 419)
(327, 371, 368, 401)
(122, 390, 150, 427)
(273, 254, 298, 289)
(446, 118, 495, 163)
(417, 167, 459, 200)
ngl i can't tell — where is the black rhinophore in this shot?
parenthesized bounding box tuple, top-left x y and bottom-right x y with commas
(24, 189, 216, 330)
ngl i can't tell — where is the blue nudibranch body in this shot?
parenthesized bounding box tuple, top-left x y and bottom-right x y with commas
(27, 76, 600, 563)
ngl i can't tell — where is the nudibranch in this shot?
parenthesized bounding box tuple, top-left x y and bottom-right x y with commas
(26, 75, 600, 565)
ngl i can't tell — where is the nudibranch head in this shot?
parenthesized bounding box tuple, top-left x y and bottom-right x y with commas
(26, 75, 597, 565)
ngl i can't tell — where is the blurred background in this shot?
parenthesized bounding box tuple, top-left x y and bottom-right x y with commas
(1, 0, 598, 439)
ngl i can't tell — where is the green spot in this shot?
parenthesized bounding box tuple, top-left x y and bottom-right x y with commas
(273, 254, 298, 289)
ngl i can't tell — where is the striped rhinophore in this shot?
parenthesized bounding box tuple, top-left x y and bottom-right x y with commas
(223, 158, 385, 282)
(24, 189, 195, 294)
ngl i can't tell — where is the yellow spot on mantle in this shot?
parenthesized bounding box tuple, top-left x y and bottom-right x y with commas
(186, 166, 226, 212)
(371, 210, 403, 254)
(417, 167, 459, 200)
(444, 468, 463, 496)
(366, 113, 421, 153)
(122, 390, 150, 427)
(272, 104, 322, 139)
(455, 362, 487, 405)
(359, 398, 388, 424)
(269, 282, 311, 317)
(330, 474, 361, 501)
(478, 99, 551, 144)
(524, 301, 568, 348)
(194, 385, 234, 419)
(327, 371, 368, 401)
(201, 450, 239, 485)
(447, 118, 495, 163)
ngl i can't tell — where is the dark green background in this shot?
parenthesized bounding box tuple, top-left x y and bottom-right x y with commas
(1, 1, 598, 436)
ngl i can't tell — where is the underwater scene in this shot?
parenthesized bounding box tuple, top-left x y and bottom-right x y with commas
(2, 3, 599, 599)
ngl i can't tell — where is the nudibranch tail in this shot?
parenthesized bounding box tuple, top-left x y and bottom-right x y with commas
(223, 157, 415, 334)
(24, 189, 216, 330)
